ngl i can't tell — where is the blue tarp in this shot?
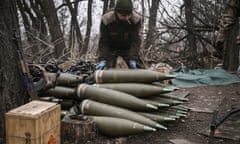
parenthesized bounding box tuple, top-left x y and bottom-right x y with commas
(170, 66, 240, 87)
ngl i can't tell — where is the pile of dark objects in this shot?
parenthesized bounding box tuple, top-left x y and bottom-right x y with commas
(29, 59, 190, 139)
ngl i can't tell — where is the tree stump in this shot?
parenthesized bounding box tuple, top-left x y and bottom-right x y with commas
(61, 114, 97, 144)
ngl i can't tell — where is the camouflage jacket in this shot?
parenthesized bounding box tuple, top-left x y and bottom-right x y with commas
(216, 0, 240, 43)
(98, 10, 142, 62)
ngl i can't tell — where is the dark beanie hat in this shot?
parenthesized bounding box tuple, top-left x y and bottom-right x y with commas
(115, 0, 133, 14)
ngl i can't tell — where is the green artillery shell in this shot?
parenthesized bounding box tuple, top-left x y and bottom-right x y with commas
(44, 86, 76, 99)
(170, 106, 189, 112)
(88, 116, 156, 137)
(80, 99, 167, 130)
(140, 99, 170, 108)
(148, 97, 184, 106)
(157, 109, 187, 117)
(138, 112, 176, 123)
(160, 94, 189, 102)
(77, 84, 158, 111)
(160, 107, 188, 114)
(151, 111, 179, 119)
(95, 83, 174, 98)
(95, 69, 176, 83)
(47, 72, 83, 87)
(173, 105, 191, 111)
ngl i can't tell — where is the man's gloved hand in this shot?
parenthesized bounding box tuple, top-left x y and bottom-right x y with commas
(129, 60, 137, 69)
(96, 61, 106, 70)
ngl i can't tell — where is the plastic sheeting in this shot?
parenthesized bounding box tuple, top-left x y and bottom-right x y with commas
(170, 66, 240, 87)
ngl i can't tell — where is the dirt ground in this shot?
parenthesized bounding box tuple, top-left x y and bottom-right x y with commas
(90, 82, 240, 144)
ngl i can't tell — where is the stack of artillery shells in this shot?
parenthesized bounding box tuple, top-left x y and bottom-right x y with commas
(40, 69, 189, 137)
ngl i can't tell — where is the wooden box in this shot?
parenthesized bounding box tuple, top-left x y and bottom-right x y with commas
(5, 100, 61, 144)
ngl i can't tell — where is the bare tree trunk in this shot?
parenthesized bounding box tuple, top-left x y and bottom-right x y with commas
(0, 0, 27, 142)
(65, 0, 83, 59)
(139, 0, 145, 63)
(82, 0, 93, 56)
(102, 0, 109, 14)
(17, 0, 48, 58)
(184, 0, 198, 68)
(141, 0, 145, 24)
(102, 0, 115, 14)
(40, 0, 66, 59)
(109, 0, 115, 9)
(30, 0, 47, 35)
(145, 0, 160, 50)
(17, 0, 39, 55)
(223, 20, 239, 71)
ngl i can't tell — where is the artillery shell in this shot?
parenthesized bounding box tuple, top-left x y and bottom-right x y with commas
(77, 84, 158, 111)
(95, 83, 174, 98)
(88, 116, 156, 137)
(95, 69, 176, 83)
(80, 99, 167, 130)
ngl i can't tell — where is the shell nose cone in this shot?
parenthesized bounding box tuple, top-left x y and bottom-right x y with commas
(156, 124, 167, 130)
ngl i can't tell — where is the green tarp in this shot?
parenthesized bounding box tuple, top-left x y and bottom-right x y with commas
(170, 66, 240, 87)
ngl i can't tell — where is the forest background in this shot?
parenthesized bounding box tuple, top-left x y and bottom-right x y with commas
(17, 0, 237, 69)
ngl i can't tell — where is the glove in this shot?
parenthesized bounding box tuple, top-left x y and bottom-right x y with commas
(129, 60, 137, 69)
(96, 61, 106, 70)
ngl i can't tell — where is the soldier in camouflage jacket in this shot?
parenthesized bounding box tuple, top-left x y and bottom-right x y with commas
(96, 0, 142, 70)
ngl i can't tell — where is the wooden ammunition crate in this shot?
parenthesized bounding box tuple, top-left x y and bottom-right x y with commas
(5, 100, 61, 144)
